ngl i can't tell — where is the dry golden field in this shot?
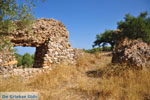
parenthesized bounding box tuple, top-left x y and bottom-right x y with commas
(0, 52, 150, 100)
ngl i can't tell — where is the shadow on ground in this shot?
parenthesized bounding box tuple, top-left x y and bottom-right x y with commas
(86, 69, 104, 78)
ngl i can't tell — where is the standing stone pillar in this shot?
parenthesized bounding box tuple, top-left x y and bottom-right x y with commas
(33, 38, 75, 68)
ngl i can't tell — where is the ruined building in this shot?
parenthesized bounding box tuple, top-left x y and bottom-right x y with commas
(0, 19, 75, 72)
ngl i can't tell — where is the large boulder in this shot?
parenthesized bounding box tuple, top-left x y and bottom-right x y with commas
(112, 38, 150, 67)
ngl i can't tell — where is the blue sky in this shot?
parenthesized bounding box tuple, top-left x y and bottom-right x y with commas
(15, 0, 150, 55)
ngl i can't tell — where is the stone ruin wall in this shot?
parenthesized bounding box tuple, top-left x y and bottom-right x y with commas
(112, 38, 150, 68)
(0, 19, 75, 74)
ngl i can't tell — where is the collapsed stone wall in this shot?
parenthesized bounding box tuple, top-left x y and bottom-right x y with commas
(112, 38, 150, 68)
(0, 19, 75, 73)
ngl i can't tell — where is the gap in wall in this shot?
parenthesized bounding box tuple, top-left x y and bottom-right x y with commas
(14, 46, 36, 67)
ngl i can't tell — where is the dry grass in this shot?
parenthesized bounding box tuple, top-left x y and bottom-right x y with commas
(0, 76, 28, 92)
(76, 53, 97, 67)
(0, 52, 150, 100)
(98, 69, 150, 100)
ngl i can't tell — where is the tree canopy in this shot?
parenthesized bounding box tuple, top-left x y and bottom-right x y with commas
(0, 0, 35, 36)
(22, 53, 34, 67)
(0, 0, 44, 50)
(93, 30, 115, 50)
(15, 53, 22, 66)
(15, 52, 34, 67)
(93, 11, 150, 50)
(117, 11, 150, 43)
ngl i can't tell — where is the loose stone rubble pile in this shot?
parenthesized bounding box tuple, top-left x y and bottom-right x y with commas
(0, 18, 75, 75)
(112, 38, 150, 67)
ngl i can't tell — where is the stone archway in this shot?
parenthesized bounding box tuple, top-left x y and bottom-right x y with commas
(0, 19, 74, 70)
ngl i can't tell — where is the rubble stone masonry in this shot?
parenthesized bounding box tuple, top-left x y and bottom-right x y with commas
(0, 19, 75, 74)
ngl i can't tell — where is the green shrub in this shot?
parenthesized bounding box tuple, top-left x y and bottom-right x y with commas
(84, 47, 102, 54)
(15, 53, 34, 67)
(14, 53, 23, 67)
(84, 46, 111, 54)
(22, 53, 33, 67)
